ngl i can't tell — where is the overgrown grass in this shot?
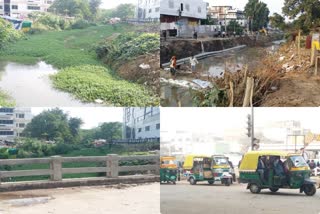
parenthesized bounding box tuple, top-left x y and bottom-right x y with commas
(51, 65, 159, 106)
(1, 25, 129, 68)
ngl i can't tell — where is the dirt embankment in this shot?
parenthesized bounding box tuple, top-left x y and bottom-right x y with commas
(117, 51, 160, 96)
(160, 34, 283, 64)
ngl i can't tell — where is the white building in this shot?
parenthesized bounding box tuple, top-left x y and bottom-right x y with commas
(136, 0, 160, 21)
(0, 107, 32, 142)
(208, 6, 247, 28)
(160, 0, 207, 36)
(123, 107, 160, 140)
(0, 0, 54, 18)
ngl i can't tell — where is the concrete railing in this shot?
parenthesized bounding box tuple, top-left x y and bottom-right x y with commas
(0, 154, 160, 184)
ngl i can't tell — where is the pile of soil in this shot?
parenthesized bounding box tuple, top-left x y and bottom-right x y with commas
(117, 51, 160, 95)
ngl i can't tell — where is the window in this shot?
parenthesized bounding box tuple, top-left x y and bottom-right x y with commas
(0, 120, 13, 125)
(16, 113, 24, 118)
(198, 7, 202, 13)
(169, 0, 174, 9)
(0, 108, 13, 113)
(138, 128, 142, 133)
(28, 6, 40, 10)
(155, 7, 159, 12)
(156, 124, 160, 130)
(149, 9, 152, 13)
(0, 131, 14, 136)
(19, 123, 25, 128)
(12, 5, 18, 9)
(145, 126, 150, 131)
(185, 4, 190, 11)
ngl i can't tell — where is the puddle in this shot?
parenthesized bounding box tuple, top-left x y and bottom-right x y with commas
(0, 61, 102, 107)
(161, 42, 283, 107)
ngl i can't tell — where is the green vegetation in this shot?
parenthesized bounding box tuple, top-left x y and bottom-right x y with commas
(96, 32, 160, 66)
(244, 0, 270, 31)
(51, 65, 158, 106)
(0, 91, 15, 107)
(0, 19, 24, 49)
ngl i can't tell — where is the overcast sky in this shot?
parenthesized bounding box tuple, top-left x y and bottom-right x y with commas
(31, 108, 123, 129)
(161, 108, 320, 139)
(101, 0, 137, 9)
(207, 0, 285, 15)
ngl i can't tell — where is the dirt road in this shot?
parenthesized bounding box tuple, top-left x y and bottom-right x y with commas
(0, 183, 160, 214)
(161, 181, 320, 214)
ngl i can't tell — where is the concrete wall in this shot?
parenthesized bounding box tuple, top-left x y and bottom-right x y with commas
(160, 0, 207, 19)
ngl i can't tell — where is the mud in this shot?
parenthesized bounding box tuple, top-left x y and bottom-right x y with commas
(160, 34, 283, 64)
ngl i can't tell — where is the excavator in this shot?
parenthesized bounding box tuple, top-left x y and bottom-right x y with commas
(259, 27, 268, 36)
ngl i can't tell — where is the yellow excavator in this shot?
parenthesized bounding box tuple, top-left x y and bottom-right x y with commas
(259, 27, 268, 36)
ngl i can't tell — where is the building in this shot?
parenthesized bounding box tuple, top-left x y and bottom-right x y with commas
(208, 6, 247, 28)
(160, 0, 207, 37)
(0, 107, 32, 143)
(136, 0, 160, 21)
(0, 0, 54, 18)
(123, 107, 160, 140)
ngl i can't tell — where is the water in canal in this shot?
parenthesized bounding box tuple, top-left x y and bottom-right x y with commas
(161, 42, 283, 107)
(0, 61, 101, 107)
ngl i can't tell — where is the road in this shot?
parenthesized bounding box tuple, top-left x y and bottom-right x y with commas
(161, 181, 320, 214)
(0, 183, 160, 214)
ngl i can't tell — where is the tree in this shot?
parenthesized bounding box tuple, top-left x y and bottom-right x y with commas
(50, 0, 92, 19)
(23, 108, 83, 144)
(80, 122, 122, 143)
(282, 0, 320, 30)
(111, 4, 135, 20)
(89, 0, 102, 20)
(244, 0, 270, 31)
(269, 13, 285, 30)
(227, 20, 243, 35)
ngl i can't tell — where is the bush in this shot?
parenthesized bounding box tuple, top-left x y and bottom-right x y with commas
(71, 19, 91, 29)
(96, 32, 160, 64)
(0, 19, 23, 49)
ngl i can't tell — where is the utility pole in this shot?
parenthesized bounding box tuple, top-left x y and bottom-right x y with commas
(251, 105, 254, 150)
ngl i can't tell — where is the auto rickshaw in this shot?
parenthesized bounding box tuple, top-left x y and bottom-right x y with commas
(239, 151, 317, 196)
(160, 156, 179, 184)
(183, 155, 214, 185)
(211, 155, 233, 186)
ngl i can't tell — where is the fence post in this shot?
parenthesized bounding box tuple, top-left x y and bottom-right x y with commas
(50, 156, 62, 181)
(106, 154, 119, 178)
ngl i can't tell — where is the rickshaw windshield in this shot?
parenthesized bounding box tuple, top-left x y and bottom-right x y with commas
(162, 160, 175, 165)
(290, 156, 308, 167)
(214, 157, 228, 165)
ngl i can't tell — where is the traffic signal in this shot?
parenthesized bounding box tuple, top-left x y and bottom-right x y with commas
(252, 138, 260, 151)
(247, 114, 252, 137)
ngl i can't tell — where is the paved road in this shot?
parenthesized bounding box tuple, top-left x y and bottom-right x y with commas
(0, 183, 160, 214)
(161, 181, 320, 214)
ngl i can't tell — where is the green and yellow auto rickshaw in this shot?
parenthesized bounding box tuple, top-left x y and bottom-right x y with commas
(239, 151, 317, 196)
(183, 155, 214, 185)
(211, 155, 233, 186)
(160, 156, 179, 184)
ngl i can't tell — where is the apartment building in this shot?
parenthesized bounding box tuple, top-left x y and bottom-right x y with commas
(0, 107, 32, 142)
(123, 107, 160, 140)
(136, 0, 160, 21)
(0, 0, 54, 18)
(208, 5, 247, 27)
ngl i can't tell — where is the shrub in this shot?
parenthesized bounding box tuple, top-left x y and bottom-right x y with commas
(0, 19, 23, 49)
(71, 19, 91, 29)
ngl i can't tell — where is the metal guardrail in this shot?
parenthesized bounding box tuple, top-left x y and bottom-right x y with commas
(0, 154, 160, 184)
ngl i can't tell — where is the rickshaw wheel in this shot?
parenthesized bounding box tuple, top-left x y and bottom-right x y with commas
(189, 177, 196, 185)
(225, 179, 231, 186)
(269, 188, 279, 193)
(249, 184, 261, 194)
(208, 180, 214, 185)
(173, 181, 176, 185)
(303, 185, 316, 196)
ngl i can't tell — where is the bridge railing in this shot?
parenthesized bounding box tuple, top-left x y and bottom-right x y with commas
(0, 154, 160, 184)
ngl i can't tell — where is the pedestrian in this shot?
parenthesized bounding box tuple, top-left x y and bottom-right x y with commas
(170, 56, 177, 77)
(193, 31, 198, 40)
(163, 30, 167, 41)
(300, 148, 309, 162)
(189, 55, 199, 72)
(309, 160, 316, 170)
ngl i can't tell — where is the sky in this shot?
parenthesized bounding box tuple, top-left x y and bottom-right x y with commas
(31, 108, 123, 129)
(207, 0, 285, 15)
(161, 108, 320, 139)
(100, 0, 137, 9)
